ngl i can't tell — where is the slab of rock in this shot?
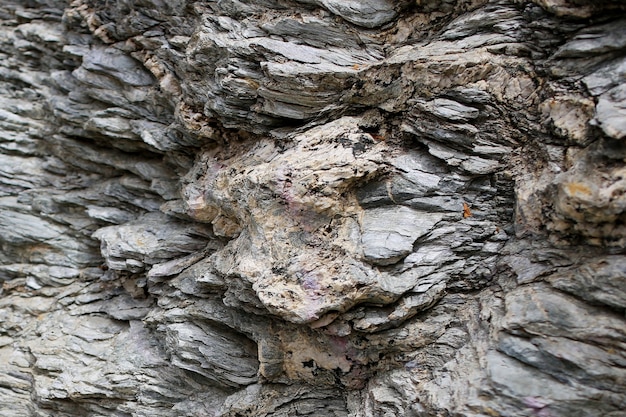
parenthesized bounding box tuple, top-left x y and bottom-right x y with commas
(93, 213, 213, 271)
(316, 0, 397, 28)
(595, 83, 626, 139)
(361, 207, 444, 265)
(0, 0, 625, 416)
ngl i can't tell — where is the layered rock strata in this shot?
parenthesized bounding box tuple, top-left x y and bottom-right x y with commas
(0, 0, 625, 416)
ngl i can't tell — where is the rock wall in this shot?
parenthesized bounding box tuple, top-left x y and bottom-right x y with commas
(0, 0, 625, 416)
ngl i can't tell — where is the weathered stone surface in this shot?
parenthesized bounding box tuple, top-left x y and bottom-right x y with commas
(361, 207, 444, 265)
(93, 212, 214, 272)
(595, 83, 626, 139)
(0, 0, 625, 416)
(548, 256, 626, 309)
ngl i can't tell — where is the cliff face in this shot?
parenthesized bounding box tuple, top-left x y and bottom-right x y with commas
(0, 0, 625, 416)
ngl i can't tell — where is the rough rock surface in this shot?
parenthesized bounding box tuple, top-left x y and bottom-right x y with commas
(0, 0, 625, 416)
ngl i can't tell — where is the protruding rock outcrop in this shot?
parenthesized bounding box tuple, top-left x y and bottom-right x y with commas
(0, 0, 625, 416)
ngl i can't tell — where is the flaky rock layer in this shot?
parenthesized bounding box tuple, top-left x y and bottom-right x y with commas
(0, 0, 625, 416)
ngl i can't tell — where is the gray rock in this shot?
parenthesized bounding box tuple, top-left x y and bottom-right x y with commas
(583, 57, 626, 96)
(164, 322, 259, 388)
(81, 46, 155, 87)
(420, 98, 480, 122)
(548, 256, 626, 309)
(595, 83, 626, 139)
(361, 207, 444, 265)
(0, 0, 625, 416)
(503, 284, 626, 343)
(93, 213, 213, 271)
(316, 0, 397, 28)
(553, 19, 626, 58)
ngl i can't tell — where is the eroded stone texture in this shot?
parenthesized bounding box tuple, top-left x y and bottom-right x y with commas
(0, 0, 625, 416)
